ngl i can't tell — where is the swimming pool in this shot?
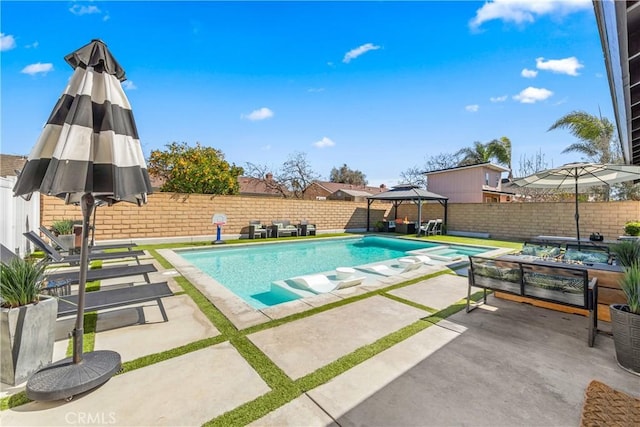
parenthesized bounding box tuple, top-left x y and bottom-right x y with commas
(178, 236, 490, 309)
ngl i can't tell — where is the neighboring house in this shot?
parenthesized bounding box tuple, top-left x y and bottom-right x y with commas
(304, 181, 387, 201)
(238, 173, 289, 197)
(0, 154, 27, 177)
(424, 162, 514, 203)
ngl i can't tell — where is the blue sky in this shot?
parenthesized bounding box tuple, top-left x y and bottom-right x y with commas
(1, 0, 614, 187)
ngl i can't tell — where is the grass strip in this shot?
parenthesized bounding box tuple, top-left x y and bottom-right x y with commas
(118, 336, 226, 374)
(65, 311, 98, 357)
(229, 336, 293, 390)
(382, 292, 438, 313)
(0, 391, 30, 411)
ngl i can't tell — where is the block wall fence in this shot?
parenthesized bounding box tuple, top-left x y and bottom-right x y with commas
(40, 192, 640, 242)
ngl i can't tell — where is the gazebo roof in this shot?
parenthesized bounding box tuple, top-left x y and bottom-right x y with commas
(367, 184, 448, 202)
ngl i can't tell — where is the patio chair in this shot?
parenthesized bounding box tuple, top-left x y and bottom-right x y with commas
(56, 281, 174, 320)
(298, 220, 316, 236)
(520, 241, 563, 259)
(429, 219, 443, 235)
(418, 220, 436, 236)
(290, 274, 365, 293)
(248, 220, 268, 239)
(43, 262, 157, 287)
(404, 254, 433, 264)
(23, 231, 144, 265)
(39, 226, 137, 253)
(270, 220, 299, 238)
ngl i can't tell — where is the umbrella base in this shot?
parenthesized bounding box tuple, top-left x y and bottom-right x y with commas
(25, 350, 121, 401)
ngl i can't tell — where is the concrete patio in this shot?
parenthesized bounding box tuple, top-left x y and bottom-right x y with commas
(1, 267, 638, 426)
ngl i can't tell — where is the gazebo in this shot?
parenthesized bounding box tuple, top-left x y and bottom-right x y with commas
(366, 184, 449, 234)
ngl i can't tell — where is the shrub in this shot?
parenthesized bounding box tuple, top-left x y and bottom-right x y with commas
(51, 219, 75, 235)
(0, 258, 46, 308)
(624, 220, 640, 236)
(619, 261, 640, 314)
(610, 239, 640, 267)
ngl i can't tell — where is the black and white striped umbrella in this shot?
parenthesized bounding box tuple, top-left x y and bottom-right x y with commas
(14, 40, 151, 402)
(13, 39, 151, 206)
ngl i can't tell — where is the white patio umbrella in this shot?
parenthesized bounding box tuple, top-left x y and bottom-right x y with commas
(512, 162, 640, 246)
(13, 39, 152, 401)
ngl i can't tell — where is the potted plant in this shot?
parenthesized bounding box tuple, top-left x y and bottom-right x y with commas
(51, 218, 76, 250)
(623, 220, 640, 237)
(0, 257, 58, 385)
(609, 240, 640, 375)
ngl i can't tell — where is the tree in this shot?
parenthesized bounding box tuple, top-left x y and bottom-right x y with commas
(148, 142, 243, 194)
(399, 166, 428, 188)
(455, 140, 509, 167)
(329, 164, 367, 185)
(548, 110, 617, 163)
(244, 151, 320, 199)
(548, 110, 619, 200)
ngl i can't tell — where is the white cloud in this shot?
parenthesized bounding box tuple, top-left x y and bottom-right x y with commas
(513, 86, 553, 103)
(465, 104, 479, 112)
(469, 0, 591, 30)
(25, 41, 39, 49)
(521, 68, 538, 78)
(1, 33, 16, 51)
(69, 4, 101, 15)
(261, 144, 271, 151)
(313, 137, 335, 148)
(122, 80, 137, 90)
(535, 56, 583, 76)
(21, 62, 53, 76)
(490, 95, 508, 102)
(343, 43, 380, 63)
(307, 87, 325, 93)
(242, 107, 274, 121)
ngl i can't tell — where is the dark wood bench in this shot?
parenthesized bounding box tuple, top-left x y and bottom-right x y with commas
(467, 255, 598, 346)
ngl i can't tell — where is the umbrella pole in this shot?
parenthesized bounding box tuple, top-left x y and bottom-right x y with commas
(72, 193, 95, 364)
(574, 177, 580, 250)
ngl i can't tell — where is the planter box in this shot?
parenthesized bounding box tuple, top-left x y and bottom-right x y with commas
(1, 296, 58, 385)
(610, 304, 640, 376)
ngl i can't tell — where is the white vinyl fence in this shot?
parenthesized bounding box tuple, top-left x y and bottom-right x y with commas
(0, 176, 40, 257)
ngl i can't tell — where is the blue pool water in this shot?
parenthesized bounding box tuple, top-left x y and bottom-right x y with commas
(179, 236, 489, 309)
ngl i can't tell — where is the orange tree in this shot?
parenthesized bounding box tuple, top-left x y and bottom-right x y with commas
(148, 142, 243, 194)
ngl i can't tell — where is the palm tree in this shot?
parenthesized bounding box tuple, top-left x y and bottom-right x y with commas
(549, 110, 620, 200)
(456, 140, 510, 169)
(548, 111, 617, 163)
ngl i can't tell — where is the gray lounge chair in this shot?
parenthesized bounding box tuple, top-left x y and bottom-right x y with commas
(43, 263, 157, 286)
(56, 282, 173, 320)
(270, 220, 299, 238)
(24, 231, 144, 265)
(39, 226, 137, 253)
(248, 220, 268, 239)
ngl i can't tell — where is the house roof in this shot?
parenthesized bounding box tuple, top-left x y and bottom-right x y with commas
(367, 184, 448, 202)
(312, 181, 387, 195)
(238, 176, 288, 196)
(423, 162, 510, 175)
(0, 154, 27, 177)
(334, 188, 373, 197)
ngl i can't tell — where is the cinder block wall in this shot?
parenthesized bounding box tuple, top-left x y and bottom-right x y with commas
(40, 193, 639, 242)
(40, 193, 394, 240)
(396, 201, 640, 241)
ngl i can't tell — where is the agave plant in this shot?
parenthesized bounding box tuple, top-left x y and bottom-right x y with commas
(610, 239, 640, 267)
(0, 258, 46, 308)
(51, 219, 75, 235)
(619, 261, 640, 315)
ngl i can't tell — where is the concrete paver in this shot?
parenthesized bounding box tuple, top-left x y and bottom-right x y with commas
(93, 294, 220, 362)
(306, 298, 639, 426)
(0, 343, 270, 426)
(388, 273, 477, 310)
(248, 295, 429, 380)
(249, 395, 338, 427)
